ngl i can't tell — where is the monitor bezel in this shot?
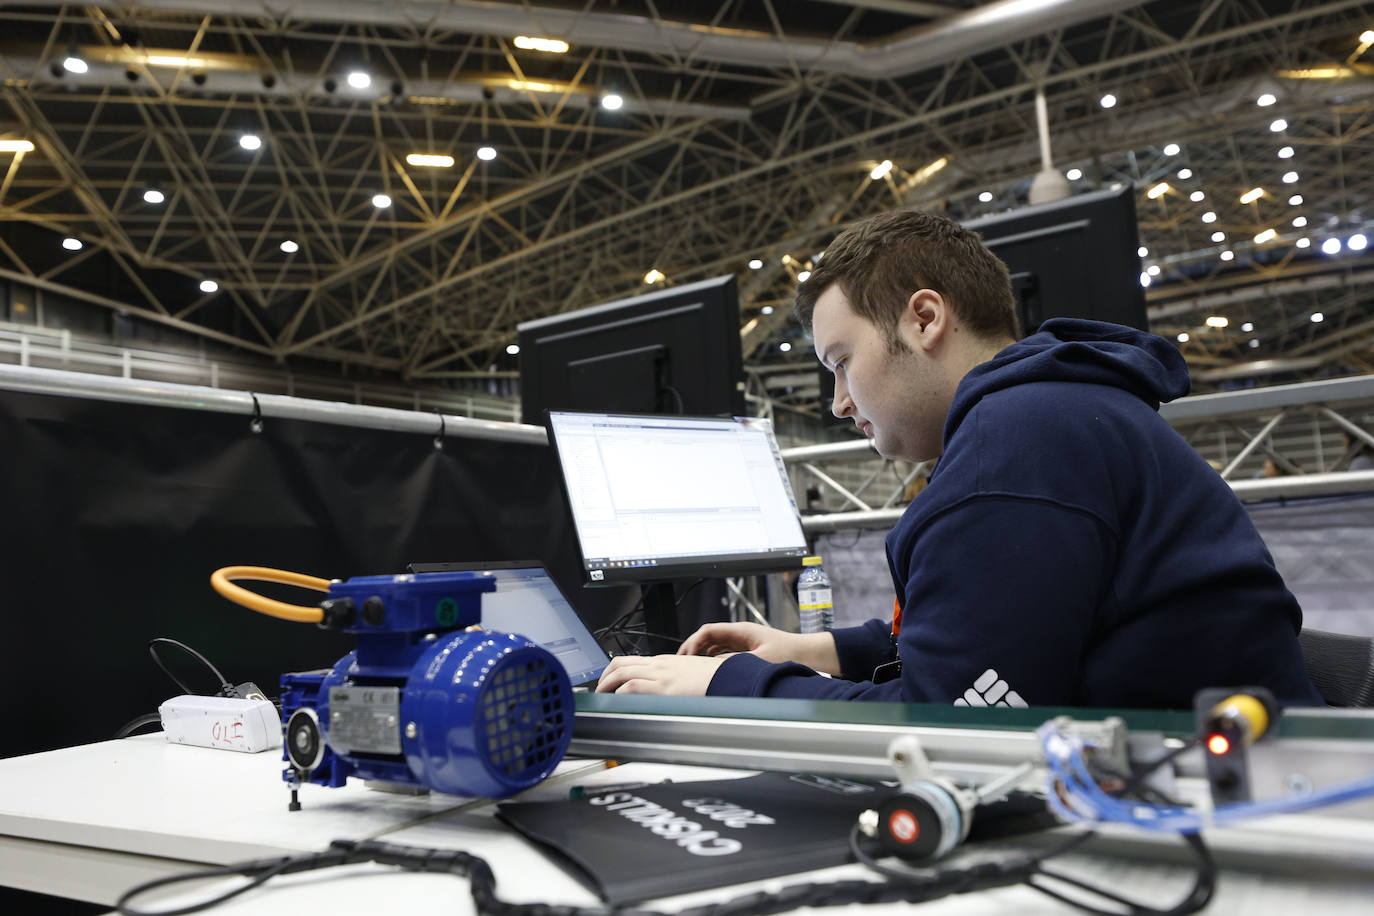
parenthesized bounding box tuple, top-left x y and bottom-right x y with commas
(545, 410, 808, 588)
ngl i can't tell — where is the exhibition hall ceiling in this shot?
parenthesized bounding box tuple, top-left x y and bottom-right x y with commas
(0, 0, 1372, 408)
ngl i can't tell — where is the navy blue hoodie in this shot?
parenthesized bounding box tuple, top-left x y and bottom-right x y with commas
(709, 319, 1321, 709)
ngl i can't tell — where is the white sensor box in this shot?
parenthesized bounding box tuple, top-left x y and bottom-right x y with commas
(158, 695, 282, 753)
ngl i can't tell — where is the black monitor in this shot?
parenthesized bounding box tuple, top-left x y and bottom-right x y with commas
(547, 410, 808, 638)
(963, 186, 1147, 336)
(516, 275, 745, 422)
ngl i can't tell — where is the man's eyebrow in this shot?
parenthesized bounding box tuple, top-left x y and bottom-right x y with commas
(818, 345, 836, 368)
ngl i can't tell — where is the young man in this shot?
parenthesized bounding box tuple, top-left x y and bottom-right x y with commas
(596, 209, 1321, 709)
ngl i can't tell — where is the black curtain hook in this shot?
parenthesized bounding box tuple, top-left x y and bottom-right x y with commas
(249, 394, 264, 434)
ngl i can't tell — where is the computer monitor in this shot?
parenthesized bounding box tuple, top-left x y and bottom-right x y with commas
(963, 186, 1147, 336)
(516, 275, 745, 422)
(547, 411, 808, 638)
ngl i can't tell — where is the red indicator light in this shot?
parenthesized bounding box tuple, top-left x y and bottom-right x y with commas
(1206, 733, 1231, 755)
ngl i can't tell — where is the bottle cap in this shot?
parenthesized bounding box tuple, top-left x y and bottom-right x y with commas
(802, 556, 823, 566)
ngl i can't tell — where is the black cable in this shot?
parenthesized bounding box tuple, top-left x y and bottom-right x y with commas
(1115, 738, 1199, 800)
(1027, 832, 1216, 916)
(148, 638, 233, 697)
(113, 713, 164, 739)
(116, 829, 1106, 916)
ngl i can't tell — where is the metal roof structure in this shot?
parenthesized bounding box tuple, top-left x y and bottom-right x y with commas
(1, 0, 1372, 416)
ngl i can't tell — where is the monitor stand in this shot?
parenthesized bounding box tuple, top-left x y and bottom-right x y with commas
(640, 582, 681, 648)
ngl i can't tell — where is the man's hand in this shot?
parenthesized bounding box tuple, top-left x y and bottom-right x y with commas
(594, 654, 728, 696)
(677, 622, 841, 676)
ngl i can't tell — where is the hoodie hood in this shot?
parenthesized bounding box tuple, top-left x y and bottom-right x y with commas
(944, 318, 1190, 444)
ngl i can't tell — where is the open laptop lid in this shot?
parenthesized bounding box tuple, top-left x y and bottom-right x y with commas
(407, 560, 609, 687)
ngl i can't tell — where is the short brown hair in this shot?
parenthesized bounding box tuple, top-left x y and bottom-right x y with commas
(795, 209, 1019, 342)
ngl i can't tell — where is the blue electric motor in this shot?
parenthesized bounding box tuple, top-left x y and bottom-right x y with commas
(279, 571, 574, 807)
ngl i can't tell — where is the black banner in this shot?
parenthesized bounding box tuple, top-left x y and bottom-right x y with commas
(0, 389, 642, 758)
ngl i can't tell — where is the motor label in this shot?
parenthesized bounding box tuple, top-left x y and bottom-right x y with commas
(328, 686, 401, 755)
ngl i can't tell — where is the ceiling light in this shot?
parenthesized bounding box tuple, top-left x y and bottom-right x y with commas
(1177, 168, 1193, 180)
(1282, 171, 1300, 184)
(1139, 272, 1151, 287)
(506, 343, 521, 355)
(1211, 231, 1226, 242)
(643, 268, 665, 284)
(869, 159, 893, 180)
(1321, 237, 1342, 254)
(1362, 30, 1374, 44)
(1288, 194, 1303, 205)
(1249, 338, 1260, 348)
(1269, 118, 1288, 132)
(1256, 92, 1277, 107)
(239, 134, 262, 151)
(1277, 145, 1294, 159)
(280, 239, 299, 253)
(1138, 246, 1149, 257)
(1177, 332, 1189, 342)
(62, 55, 88, 74)
(346, 71, 371, 90)
(1254, 228, 1277, 244)
(1065, 167, 1082, 180)
(406, 153, 455, 167)
(978, 191, 993, 202)
(1220, 250, 1234, 261)
(1190, 190, 1205, 202)
(1239, 187, 1264, 204)
(513, 36, 570, 54)
(476, 146, 497, 161)
(748, 258, 763, 270)
(1311, 312, 1324, 323)
(0, 139, 35, 153)
(797, 270, 812, 283)
(1242, 322, 1255, 332)
(1350, 233, 1369, 251)
(1202, 211, 1217, 223)
(199, 279, 219, 293)
(61, 237, 82, 251)
(779, 341, 793, 352)
(1147, 264, 1161, 277)
(1147, 181, 1170, 199)
(372, 193, 392, 209)
(761, 305, 774, 315)
(143, 189, 165, 204)
(1100, 93, 1117, 109)
(601, 93, 624, 111)
(1292, 215, 1307, 228)
(1206, 316, 1229, 328)
(1297, 237, 1311, 248)
(1163, 143, 1181, 156)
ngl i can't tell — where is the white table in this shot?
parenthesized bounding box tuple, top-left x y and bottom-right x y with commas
(2, 735, 1372, 915)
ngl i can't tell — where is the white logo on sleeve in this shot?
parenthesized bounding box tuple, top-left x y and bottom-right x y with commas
(953, 668, 1027, 708)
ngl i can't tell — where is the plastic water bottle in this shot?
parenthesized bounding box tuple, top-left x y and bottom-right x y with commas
(797, 556, 833, 634)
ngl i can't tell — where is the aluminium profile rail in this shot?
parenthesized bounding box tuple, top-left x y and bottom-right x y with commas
(0, 363, 547, 445)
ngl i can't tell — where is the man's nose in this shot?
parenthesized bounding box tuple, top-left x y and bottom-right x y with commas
(831, 379, 853, 418)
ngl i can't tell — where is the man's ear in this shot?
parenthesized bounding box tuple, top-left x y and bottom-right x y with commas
(900, 288, 949, 352)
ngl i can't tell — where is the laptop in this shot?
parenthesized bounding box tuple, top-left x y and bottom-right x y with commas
(407, 560, 609, 688)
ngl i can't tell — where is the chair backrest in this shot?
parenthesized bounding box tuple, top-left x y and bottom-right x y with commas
(1298, 628, 1374, 707)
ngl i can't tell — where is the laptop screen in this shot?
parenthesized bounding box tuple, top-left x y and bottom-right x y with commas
(408, 562, 609, 686)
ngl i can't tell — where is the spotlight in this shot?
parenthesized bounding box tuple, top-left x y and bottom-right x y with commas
(1241, 323, 1254, 333)
(1321, 237, 1341, 255)
(1211, 231, 1225, 242)
(372, 193, 392, 209)
(1202, 211, 1217, 223)
(143, 189, 165, 204)
(1190, 190, 1205, 202)
(1177, 168, 1192, 180)
(1065, 168, 1082, 181)
(347, 71, 371, 90)
(1282, 171, 1299, 184)
(797, 270, 812, 283)
(280, 239, 299, 253)
(1099, 93, 1117, 109)
(240, 134, 263, 151)
(1278, 146, 1294, 159)
(1256, 93, 1277, 107)
(1288, 194, 1303, 206)
(63, 55, 88, 75)
(748, 259, 763, 270)
(1269, 118, 1288, 132)
(779, 341, 792, 352)
(1163, 143, 1181, 156)
(505, 344, 520, 356)
(61, 237, 83, 251)
(1311, 312, 1324, 323)
(761, 305, 774, 315)
(1177, 332, 1189, 342)
(476, 146, 497, 161)
(1220, 250, 1234, 261)
(199, 279, 219, 293)
(1350, 233, 1369, 251)
(601, 93, 623, 111)
(978, 191, 993, 203)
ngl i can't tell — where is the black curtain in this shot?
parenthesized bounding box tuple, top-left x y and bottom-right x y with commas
(0, 389, 643, 759)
